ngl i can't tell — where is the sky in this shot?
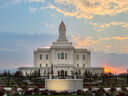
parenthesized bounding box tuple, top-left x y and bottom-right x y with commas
(0, 0, 128, 73)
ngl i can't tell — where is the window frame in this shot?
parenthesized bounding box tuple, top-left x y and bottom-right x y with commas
(65, 53, 67, 59)
(40, 64, 42, 67)
(46, 54, 48, 60)
(61, 52, 64, 59)
(46, 64, 48, 67)
(83, 64, 85, 67)
(58, 53, 60, 59)
(83, 54, 85, 60)
(40, 54, 42, 60)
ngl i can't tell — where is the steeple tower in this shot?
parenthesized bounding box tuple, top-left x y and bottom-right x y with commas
(52, 20, 73, 46)
(57, 20, 67, 41)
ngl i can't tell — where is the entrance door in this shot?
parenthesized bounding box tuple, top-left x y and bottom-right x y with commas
(61, 70, 64, 78)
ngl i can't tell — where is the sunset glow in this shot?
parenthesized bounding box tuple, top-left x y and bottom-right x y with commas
(0, 0, 127, 72)
(104, 65, 126, 74)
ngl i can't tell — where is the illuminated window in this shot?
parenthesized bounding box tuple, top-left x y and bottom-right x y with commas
(61, 52, 64, 59)
(40, 54, 42, 60)
(77, 55, 79, 60)
(83, 55, 85, 60)
(46, 54, 48, 60)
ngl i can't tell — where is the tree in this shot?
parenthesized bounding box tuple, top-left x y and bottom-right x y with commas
(14, 71, 22, 77)
(3, 70, 8, 77)
(38, 70, 40, 77)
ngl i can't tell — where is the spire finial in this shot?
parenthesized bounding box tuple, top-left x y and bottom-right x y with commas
(59, 20, 65, 27)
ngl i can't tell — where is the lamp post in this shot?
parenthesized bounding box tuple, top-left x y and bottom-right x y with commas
(126, 69, 128, 84)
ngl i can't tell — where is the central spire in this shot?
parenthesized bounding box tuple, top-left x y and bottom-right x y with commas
(57, 20, 67, 41)
(52, 20, 73, 46)
(59, 20, 65, 28)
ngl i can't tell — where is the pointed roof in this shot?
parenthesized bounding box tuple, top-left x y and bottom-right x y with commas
(59, 20, 65, 28)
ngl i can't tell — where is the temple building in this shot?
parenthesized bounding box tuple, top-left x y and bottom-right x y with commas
(19, 21, 104, 78)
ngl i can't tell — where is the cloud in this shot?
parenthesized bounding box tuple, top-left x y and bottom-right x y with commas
(100, 36, 128, 41)
(103, 64, 126, 73)
(3, 0, 127, 19)
(91, 51, 128, 74)
(71, 34, 128, 53)
(120, 48, 128, 53)
(41, 5, 84, 18)
(29, 7, 37, 13)
(100, 37, 111, 41)
(71, 34, 98, 48)
(106, 45, 112, 48)
(0, 32, 56, 71)
(0, 0, 21, 7)
(51, 0, 128, 19)
(112, 36, 128, 40)
(43, 23, 56, 28)
(90, 22, 128, 32)
(0, 0, 45, 7)
(24, 0, 44, 3)
(2, 0, 128, 19)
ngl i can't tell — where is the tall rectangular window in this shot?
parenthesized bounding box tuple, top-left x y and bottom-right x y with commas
(40, 64, 42, 67)
(46, 64, 48, 67)
(77, 64, 79, 67)
(58, 53, 60, 59)
(65, 53, 67, 59)
(40, 54, 42, 60)
(83, 55, 85, 60)
(61, 53, 64, 59)
(46, 54, 48, 60)
(83, 64, 85, 67)
(77, 55, 79, 60)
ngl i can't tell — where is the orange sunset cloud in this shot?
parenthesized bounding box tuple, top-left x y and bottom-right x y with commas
(104, 65, 126, 74)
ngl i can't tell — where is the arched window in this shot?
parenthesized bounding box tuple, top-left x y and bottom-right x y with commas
(61, 52, 64, 59)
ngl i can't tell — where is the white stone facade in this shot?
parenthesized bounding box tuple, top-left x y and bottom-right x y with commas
(19, 21, 104, 77)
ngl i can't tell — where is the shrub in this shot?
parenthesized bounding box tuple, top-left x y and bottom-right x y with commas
(77, 89, 84, 95)
(33, 87, 40, 95)
(24, 90, 33, 95)
(41, 89, 48, 95)
(95, 87, 105, 96)
(48, 90, 57, 95)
